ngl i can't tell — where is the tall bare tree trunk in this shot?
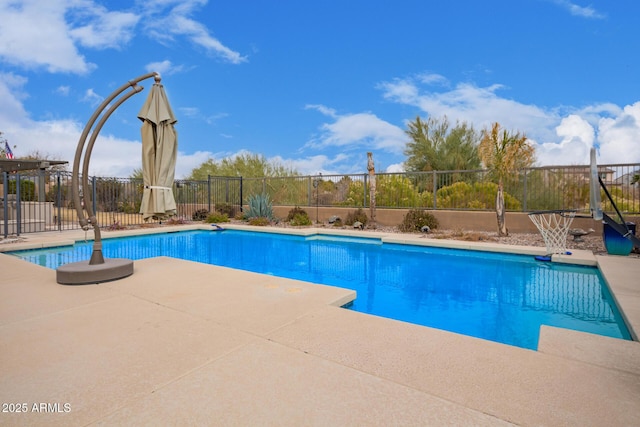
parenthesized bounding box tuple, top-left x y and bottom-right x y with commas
(367, 152, 376, 229)
(496, 181, 508, 236)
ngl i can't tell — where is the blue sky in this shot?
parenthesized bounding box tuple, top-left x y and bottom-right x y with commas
(1, 0, 639, 178)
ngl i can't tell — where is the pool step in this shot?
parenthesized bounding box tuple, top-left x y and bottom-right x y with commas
(537, 325, 640, 376)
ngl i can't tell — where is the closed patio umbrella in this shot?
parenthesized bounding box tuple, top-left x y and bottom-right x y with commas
(138, 76, 178, 221)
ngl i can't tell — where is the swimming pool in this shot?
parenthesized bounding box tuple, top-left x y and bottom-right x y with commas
(9, 229, 631, 350)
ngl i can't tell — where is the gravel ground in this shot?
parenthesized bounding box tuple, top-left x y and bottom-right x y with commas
(272, 221, 640, 258)
(390, 227, 638, 258)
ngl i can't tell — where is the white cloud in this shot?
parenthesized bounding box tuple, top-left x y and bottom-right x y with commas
(0, 73, 210, 178)
(381, 77, 557, 142)
(81, 88, 103, 107)
(143, 0, 246, 64)
(385, 163, 405, 173)
(557, 114, 594, 146)
(0, 112, 142, 177)
(68, 5, 139, 49)
(55, 85, 71, 96)
(550, 0, 606, 19)
(377, 79, 420, 105)
(179, 107, 200, 118)
(174, 150, 216, 178)
(178, 106, 228, 126)
(378, 75, 640, 166)
(536, 115, 594, 165)
(0, 0, 95, 74)
(417, 73, 449, 86)
(304, 104, 337, 118)
(145, 60, 187, 76)
(0, 73, 30, 125)
(270, 153, 352, 176)
(307, 107, 407, 155)
(0, 0, 242, 75)
(597, 102, 640, 164)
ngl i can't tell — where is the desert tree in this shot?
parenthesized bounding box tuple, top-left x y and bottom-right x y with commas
(188, 152, 297, 180)
(478, 122, 535, 236)
(404, 116, 481, 172)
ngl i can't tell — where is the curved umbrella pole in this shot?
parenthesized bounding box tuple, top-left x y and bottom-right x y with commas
(81, 84, 145, 264)
(58, 72, 159, 284)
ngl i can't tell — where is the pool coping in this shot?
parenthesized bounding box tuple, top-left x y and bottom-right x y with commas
(0, 222, 598, 264)
(1, 225, 639, 425)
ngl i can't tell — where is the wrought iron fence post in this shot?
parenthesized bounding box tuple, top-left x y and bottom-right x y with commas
(522, 169, 528, 212)
(207, 175, 211, 212)
(16, 173, 21, 235)
(239, 176, 243, 212)
(312, 173, 321, 223)
(432, 171, 437, 209)
(2, 171, 7, 237)
(363, 174, 368, 208)
(56, 172, 62, 231)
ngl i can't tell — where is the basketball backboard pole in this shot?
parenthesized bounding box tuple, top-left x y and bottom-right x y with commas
(599, 176, 640, 249)
(590, 148, 639, 249)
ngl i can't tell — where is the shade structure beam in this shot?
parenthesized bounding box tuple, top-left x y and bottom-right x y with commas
(57, 72, 160, 284)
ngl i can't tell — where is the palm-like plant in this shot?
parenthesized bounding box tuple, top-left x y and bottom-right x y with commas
(478, 122, 535, 236)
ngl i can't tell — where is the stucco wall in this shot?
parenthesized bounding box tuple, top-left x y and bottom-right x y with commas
(273, 206, 639, 234)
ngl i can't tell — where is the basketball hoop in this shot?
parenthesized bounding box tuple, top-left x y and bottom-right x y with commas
(528, 210, 576, 256)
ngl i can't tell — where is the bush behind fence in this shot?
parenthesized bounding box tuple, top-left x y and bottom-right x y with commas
(2, 163, 639, 235)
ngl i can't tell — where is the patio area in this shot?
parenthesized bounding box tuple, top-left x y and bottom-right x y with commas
(1, 226, 639, 426)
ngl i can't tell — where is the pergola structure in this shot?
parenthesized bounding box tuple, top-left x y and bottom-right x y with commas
(0, 159, 68, 173)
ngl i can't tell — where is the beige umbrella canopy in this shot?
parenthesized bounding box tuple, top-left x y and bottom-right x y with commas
(138, 76, 178, 221)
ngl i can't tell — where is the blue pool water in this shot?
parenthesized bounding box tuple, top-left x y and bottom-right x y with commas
(9, 229, 631, 349)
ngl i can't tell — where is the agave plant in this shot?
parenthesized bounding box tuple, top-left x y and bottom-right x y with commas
(245, 192, 274, 221)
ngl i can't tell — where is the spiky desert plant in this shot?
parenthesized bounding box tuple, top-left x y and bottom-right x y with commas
(245, 193, 275, 221)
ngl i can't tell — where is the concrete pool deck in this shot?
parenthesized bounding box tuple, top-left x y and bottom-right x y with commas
(0, 225, 639, 426)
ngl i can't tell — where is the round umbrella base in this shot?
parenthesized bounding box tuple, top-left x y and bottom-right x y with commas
(57, 258, 134, 285)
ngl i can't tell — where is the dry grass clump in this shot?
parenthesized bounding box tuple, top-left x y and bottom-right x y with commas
(432, 228, 497, 242)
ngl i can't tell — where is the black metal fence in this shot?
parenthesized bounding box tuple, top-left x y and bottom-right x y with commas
(2, 162, 639, 236)
(244, 163, 640, 213)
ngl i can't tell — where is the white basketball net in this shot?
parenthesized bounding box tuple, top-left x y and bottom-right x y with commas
(529, 211, 575, 255)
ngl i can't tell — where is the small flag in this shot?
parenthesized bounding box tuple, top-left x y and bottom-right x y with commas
(4, 140, 14, 159)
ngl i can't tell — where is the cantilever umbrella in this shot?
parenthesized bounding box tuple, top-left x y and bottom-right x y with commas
(138, 78, 178, 221)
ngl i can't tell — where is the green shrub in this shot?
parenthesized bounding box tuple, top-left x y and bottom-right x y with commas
(120, 200, 141, 214)
(206, 212, 229, 223)
(286, 207, 312, 226)
(399, 209, 439, 232)
(215, 203, 237, 218)
(46, 183, 69, 205)
(435, 181, 521, 210)
(286, 206, 308, 222)
(290, 212, 312, 226)
(245, 193, 274, 220)
(345, 208, 368, 226)
(248, 217, 270, 226)
(8, 179, 36, 201)
(192, 209, 209, 221)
